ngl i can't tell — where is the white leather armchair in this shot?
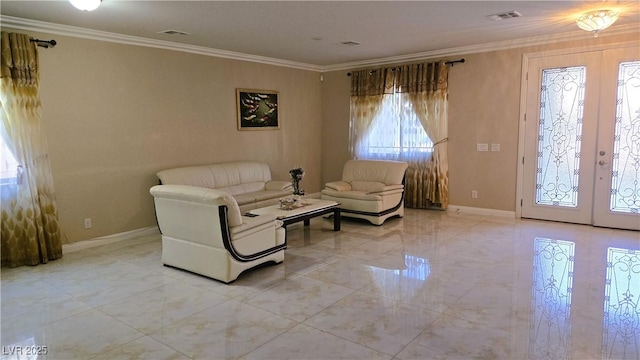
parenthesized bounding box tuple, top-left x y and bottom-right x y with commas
(150, 184, 285, 283)
(321, 160, 408, 225)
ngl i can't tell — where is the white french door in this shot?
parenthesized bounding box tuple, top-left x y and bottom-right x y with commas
(592, 47, 640, 229)
(521, 45, 640, 231)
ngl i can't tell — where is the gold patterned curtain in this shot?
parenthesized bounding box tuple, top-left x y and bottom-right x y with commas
(1, 31, 63, 267)
(348, 69, 390, 157)
(349, 61, 450, 209)
(402, 62, 449, 208)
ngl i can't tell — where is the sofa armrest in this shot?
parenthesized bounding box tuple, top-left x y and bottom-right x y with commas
(230, 214, 279, 237)
(265, 180, 293, 191)
(367, 184, 404, 194)
(325, 181, 351, 192)
(364, 188, 405, 197)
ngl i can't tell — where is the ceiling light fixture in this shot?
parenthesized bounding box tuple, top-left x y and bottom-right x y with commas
(576, 9, 619, 37)
(69, 0, 102, 11)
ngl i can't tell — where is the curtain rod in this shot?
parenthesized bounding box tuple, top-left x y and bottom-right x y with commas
(445, 58, 465, 66)
(30, 38, 57, 49)
(346, 58, 465, 76)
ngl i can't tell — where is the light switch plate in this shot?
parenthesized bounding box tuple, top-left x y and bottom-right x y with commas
(491, 143, 501, 152)
(477, 143, 489, 152)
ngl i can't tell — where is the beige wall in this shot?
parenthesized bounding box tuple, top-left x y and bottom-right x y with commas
(321, 32, 639, 212)
(5, 30, 322, 243)
(4, 27, 637, 243)
(320, 71, 352, 184)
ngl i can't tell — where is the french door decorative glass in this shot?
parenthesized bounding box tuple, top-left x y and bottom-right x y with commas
(522, 45, 639, 230)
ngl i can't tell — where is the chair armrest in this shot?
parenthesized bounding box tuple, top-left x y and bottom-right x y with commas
(230, 214, 276, 232)
(325, 181, 351, 192)
(230, 214, 279, 237)
(265, 180, 293, 191)
(367, 184, 404, 194)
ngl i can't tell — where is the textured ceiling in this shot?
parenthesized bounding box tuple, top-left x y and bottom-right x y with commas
(1, 1, 638, 68)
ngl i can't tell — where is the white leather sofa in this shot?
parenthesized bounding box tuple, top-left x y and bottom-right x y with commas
(321, 160, 408, 225)
(150, 184, 286, 283)
(156, 161, 292, 213)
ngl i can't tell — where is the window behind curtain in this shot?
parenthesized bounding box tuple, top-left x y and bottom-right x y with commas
(0, 137, 19, 184)
(355, 92, 433, 161)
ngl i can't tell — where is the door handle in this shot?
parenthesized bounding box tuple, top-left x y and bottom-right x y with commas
(598, 160, 609, 166)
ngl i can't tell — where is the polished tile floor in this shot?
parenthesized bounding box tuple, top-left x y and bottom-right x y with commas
(1, 209, 639, 360)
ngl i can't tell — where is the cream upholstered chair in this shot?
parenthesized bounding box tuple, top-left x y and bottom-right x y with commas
(321, 160, 408, 225)
(150, 184, 285, 283)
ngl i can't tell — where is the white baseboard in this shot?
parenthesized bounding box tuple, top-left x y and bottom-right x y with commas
(447, 205, 516, 218)
(63, 226, 160, 253)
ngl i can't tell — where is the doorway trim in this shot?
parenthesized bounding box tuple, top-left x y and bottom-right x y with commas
(515, 41, 639, 220)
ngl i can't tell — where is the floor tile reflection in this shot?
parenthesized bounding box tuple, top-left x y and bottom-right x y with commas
(1, 208, 638, 359)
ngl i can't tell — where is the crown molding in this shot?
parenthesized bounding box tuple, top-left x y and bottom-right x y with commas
(2, 15, 637, 73)
(0, 15, 323, 72)
(321, 23, 640, 72)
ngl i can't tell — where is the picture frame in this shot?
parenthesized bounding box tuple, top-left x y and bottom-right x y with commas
(236, 88, 279, 130)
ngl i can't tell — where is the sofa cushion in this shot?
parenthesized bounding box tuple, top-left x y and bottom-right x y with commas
(321, 189, 382, 201)
(252, 190, 291, 202)
(321, 190, 404, 214)
(157, 161, 273, 189)
(350, 181, 386, 192)
(324, 181, 351, 191)
(265, 180, 293, 191)
(217, 182, 267, 196)
(234, 193, 256, 207)
(157, 161, 285, 215)
(235, 190, 293, 207)
(209, 162, 273, 189)
(157, 166, 218, 188)
(235, 162, 273, 183)
(342, 160, 407, 185)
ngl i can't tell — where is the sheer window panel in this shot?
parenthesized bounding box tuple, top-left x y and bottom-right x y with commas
(355, 93, 433, 162)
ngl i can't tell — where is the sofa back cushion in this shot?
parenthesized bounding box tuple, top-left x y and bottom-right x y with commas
(150, 185, 243, 227)
(157, 161, 273, 191)
(217, 182, 268, 196)
(342, 160, 408, 185)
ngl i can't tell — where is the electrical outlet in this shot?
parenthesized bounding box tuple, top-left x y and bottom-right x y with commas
(471, 190, 478, 199)
(491, 143, 501, 152)
(84, 218, 92, 229)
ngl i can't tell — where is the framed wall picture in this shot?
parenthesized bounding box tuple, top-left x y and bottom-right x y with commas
(236, 89, 279, 130)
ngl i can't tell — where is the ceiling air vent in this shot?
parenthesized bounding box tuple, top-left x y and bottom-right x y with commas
(488, 11, 523, 21)
(158, 29, 191, 36)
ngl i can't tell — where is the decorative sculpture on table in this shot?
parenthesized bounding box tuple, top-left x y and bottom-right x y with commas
(279, 196, 299, 210)
(289, 166, 305, 196)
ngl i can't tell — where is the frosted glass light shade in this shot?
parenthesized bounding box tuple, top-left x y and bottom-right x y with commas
(576, 10, 619, 37)
(69, 0, 101, 11)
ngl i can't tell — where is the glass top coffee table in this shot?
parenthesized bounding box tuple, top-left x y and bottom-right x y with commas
(248, 198, 341, 234)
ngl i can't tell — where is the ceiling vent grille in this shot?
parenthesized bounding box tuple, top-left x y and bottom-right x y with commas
(488, 11, 523, 21)
(158, 29, 191, 36)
